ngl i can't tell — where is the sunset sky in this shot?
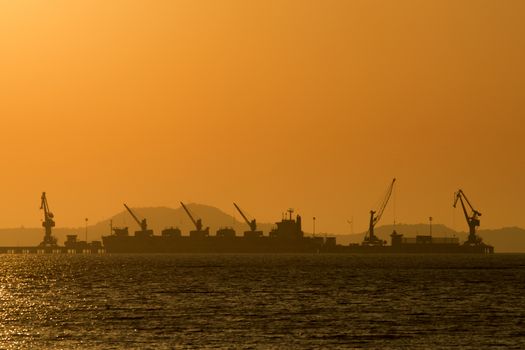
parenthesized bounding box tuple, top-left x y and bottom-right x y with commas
(1, 1, 524, 234)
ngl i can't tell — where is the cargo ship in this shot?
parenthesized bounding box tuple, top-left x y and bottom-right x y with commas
(101, 187, 493, 254)
(102, 206, 336, 254)
(101, 221, 493, 254)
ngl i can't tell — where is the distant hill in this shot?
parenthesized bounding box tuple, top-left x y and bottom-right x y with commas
(1, 205, 524, 252)
(475, 227, 525, 253)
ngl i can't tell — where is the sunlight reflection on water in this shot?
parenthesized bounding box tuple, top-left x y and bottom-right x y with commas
(0, 254, 524, 349)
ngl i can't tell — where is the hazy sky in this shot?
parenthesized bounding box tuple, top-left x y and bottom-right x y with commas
(1, 1, 524, 234)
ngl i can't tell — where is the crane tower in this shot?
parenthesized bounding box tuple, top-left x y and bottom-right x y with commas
(363, 178, 396, 246)
(40, 192, 58, 247)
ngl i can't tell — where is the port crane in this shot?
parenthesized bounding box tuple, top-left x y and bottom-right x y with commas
(234, 203, 263, 237)
(181, 202, 209, 237)
(123, 204, 151, 236)
(363, 178, 396, 246)
(40, 192, 57, 247)
(453, 189, 482, 245)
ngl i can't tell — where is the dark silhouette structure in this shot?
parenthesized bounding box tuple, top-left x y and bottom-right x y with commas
(181, 202, 210, 238)
(102, 207, 332, 253)
(215, 226, 236, 237)
(269, 209, 304, 240)
(363, 178, 396, 246)
(124, 204, 153, 237)
(234, 202, 263, 238)
(39, 192, 57, 247)
(453, 189, 484, 245)
(24, 188, 495, 255)
(101, 201, 492, 254)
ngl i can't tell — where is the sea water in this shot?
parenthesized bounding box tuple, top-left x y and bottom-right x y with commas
(0, 254, 524, 349)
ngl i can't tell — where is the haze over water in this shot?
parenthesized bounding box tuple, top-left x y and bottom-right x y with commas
(1, 254, 524, 349)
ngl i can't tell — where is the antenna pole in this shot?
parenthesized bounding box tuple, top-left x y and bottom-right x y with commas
(393, 182, 397, 227)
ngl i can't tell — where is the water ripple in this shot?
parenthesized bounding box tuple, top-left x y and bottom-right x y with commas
(0, 254, 524, 349)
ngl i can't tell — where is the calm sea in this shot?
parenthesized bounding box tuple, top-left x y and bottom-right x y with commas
(0, 254, 524, 349)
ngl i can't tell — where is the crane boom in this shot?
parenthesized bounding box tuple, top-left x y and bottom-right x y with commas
(364, 178, 396, 246)
(123, 204, 148, 231)
(233, 203, 257, 231)
(453, 191, 470, 223)
(40, 192, 53, 222)
(374, 178, 396, 226)
(453, 189, 482, 244)
(180, 202, 200, 230)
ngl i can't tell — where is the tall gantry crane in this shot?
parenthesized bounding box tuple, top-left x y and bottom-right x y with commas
(453, 189, 482, 245)
(124, 204, 151, 236)
(234, 203, 263, 237)
(181, 202, 209, 237)
(363, 178, 396, 246)
(40, 192, 57, 247)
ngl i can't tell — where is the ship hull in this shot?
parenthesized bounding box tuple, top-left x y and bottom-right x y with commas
(102, 235, 330, 254)
(101, 235, 493, 254)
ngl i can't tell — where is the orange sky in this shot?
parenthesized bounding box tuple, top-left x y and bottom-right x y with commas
(1, 1, 524, 234)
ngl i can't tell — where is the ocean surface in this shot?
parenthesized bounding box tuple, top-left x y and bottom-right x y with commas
(0, 254, 524, 349)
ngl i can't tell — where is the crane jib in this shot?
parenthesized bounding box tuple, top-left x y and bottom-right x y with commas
(123, 204, 147, 230)
(180, 202, 199, 229)
(234, 203, 251, 227)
